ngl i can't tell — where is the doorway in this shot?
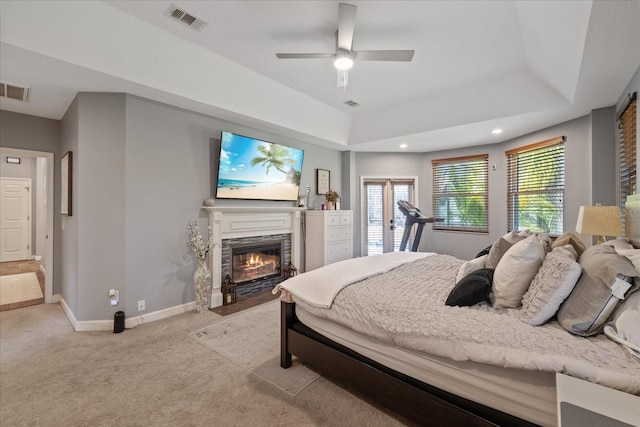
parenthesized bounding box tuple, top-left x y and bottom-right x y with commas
(0, 148, 54, 305)
(361, 177, 417, 255)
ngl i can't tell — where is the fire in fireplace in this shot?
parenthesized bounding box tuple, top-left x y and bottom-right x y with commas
(231, 242, 282, 284)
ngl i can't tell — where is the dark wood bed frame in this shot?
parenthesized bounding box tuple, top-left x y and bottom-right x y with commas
(280, 300, 537, 427)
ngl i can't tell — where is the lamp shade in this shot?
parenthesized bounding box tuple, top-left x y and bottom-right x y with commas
(575, 206, 622, 237)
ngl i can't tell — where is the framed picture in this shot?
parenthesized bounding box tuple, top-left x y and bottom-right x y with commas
(317, 169, 330, 195)
(61, 151, 72, 216)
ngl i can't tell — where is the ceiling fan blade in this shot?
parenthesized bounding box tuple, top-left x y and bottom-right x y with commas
(354, 50, 415, 62)
(276, 53, 335, 59)
(337, 3, 357, 51)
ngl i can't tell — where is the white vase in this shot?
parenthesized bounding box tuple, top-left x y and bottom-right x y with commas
(194, 259, 211, 313)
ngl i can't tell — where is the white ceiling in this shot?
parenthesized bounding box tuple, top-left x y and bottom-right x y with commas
(1, 1, 639, 152)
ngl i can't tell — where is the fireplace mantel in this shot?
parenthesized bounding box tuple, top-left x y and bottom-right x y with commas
(201, 205, 304, 307)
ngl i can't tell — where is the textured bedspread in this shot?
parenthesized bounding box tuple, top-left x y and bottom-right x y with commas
(294, 254, 640, 394)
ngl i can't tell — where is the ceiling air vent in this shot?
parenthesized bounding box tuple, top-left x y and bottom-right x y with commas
(344, 100, 360, 107)
(0, 82, 30, 102)
(166, 5, 208, 31)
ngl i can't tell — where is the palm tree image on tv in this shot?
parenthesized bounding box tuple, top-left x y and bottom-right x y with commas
(216, 132, 304, 201)
(250, 144, 302, 185)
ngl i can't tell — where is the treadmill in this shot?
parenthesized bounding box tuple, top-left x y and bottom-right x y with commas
(397, 200, 444, 252)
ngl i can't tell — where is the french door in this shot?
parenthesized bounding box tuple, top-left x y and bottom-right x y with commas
(361, 177, 416, 255)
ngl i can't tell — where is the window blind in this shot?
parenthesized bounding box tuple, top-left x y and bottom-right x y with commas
(506, 137, 565, 235)
(617, 93, 637, 234)
(432, 154, 488, 232)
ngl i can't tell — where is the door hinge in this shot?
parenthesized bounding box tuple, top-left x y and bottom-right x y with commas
(25, 187, 30, 192)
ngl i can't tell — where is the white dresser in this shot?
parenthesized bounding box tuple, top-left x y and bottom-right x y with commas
(305, 210, 353, 271)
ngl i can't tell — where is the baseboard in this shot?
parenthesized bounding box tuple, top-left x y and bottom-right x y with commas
(57, 297, 197, 332)
(124, 301, 196, 329)
(58, 296, 78, 331)
(32, 255, 42, 261)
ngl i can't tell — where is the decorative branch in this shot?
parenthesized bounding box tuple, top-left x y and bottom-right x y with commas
(187, 219, 213, 261)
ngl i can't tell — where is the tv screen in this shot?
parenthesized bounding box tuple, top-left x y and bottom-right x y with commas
(216, 131, 304, 201)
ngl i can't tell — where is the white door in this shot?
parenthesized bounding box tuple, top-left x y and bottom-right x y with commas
(362, 178, 416, 255)
(0, 178, 31, 262)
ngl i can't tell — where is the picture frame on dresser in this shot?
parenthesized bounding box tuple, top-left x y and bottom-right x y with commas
(317, 169, 330, 195)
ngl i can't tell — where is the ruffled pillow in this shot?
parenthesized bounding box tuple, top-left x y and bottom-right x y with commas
(519, 245, 581, 326)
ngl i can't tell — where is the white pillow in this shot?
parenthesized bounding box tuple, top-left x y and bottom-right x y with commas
(604, 290, 640, 360)
(455, 255, 487, 283)
(519, 245, 581, 326)
(492, 234, 551, 308)
(502, 229, 531, 244)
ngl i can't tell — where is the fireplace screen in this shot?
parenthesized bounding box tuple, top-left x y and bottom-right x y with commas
(231, 242, 282, 284)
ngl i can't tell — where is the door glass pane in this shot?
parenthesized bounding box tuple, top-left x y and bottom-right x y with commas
(365, 183, 384, 255)
(392, 184, 413, 251)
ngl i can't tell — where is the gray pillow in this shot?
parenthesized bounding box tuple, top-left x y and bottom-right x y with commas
(557, 244, 639, 336)
(485, 238, 513, 269)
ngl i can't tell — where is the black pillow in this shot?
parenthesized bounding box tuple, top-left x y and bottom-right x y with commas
(445, 268, 494, 307)
(475, 245, 492, 258)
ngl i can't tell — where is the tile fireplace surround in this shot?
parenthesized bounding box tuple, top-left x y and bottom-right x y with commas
(202, 205, 304, 308)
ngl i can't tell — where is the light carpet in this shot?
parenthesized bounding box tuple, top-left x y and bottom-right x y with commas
(0, 272, 42, 305)
(189, 300, 320, 397)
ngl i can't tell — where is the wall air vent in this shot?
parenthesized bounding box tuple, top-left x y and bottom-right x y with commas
(0, 82, 30, 102)
(166, 5, 208, 31)
(344, 100, 360, 107)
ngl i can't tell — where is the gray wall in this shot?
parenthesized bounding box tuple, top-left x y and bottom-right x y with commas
(76, 93, 127, 321)
(354, 114, 598, 260)
(60, 97, 80, 314)
(54, 93, 343, 321)
(591, 107, 616, 206)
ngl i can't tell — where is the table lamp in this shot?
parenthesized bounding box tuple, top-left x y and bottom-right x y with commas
(575, 205, 622, 242)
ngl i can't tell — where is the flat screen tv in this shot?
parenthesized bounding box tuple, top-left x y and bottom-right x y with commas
(215, 131, 304, 201)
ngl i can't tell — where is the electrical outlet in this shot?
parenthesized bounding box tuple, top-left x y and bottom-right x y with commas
(109, 289, 119, 306)
(138, 300, 145, 312)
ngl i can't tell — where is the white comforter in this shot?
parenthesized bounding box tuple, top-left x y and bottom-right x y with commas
(283, 253, 640, 395)
(273, 251, 433, 308)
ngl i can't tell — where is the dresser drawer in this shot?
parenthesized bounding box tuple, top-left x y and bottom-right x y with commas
(325, 212, 351, 226)
(326, 226, 351, 243)
(326, 241, 352, 262)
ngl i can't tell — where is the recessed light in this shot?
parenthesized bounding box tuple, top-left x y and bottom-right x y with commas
(399, 143, 408, 149)
(492, 128, 503, 135)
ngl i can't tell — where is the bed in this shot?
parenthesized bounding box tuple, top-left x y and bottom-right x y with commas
(274, 202, 640, 426)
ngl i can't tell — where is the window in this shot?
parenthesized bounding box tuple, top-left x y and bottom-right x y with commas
(506, 137, 565, 235)
(362, 178, 416, 255)
(617, 92, 637, 233)
(432, 155, 488, 232)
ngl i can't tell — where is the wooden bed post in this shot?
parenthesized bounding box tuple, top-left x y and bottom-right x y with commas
(280, 301, 294, 368)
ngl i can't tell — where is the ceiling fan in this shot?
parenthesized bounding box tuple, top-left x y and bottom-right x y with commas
(276, 3, 414, 88)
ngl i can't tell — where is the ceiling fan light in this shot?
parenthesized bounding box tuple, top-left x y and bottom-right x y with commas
(334, 52, 354, 70)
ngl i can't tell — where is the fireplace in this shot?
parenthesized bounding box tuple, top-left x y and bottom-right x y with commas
(220, 233, 291, 297)
(203, 206, 303, 308)
(231, 241, 283, 284)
